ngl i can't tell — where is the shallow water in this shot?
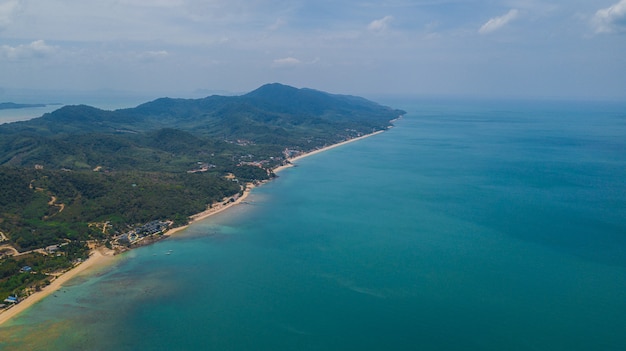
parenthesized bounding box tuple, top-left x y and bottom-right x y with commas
(1, 98, 625, 350)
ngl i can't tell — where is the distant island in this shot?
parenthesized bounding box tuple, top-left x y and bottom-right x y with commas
(0, 102, 48, 110)
(0, 83, 405, 310)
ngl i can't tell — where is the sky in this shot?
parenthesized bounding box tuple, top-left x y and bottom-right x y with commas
(1, 0, 625, 100)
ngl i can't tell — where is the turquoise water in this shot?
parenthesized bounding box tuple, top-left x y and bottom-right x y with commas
(1, 99, 625, 350)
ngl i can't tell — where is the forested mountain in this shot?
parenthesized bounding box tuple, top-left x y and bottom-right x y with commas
(0, 83, 404, 298)
(2, 83, 399, 141)
(0, 83, 403, 251)
(0, 84, 402, 170)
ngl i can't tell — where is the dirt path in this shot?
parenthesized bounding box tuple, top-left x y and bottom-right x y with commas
(0, 245, 19, 256)
(45, 195, 65, 218)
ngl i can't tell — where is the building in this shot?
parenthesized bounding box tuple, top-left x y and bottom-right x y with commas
(4, 296, 18, 304)
(20, 266, 32, 273)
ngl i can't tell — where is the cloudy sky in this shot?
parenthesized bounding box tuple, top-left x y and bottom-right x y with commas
(1, 0, 625, 100)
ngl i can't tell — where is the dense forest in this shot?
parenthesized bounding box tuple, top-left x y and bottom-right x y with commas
(0, 83, 404, 299)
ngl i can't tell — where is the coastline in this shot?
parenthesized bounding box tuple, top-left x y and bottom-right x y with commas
(0, 247, 116, 326)
(0, 129, 386, 327)
(165, 182, 256, 237)
(273, 130, 385, 173)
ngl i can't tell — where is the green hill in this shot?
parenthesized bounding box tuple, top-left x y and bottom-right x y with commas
(0, 83, 404, 298)
(0, 83, 403, 249)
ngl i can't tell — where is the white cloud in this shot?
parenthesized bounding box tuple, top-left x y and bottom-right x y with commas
(368, 15, 393, 32)
(0, 40, 57, 60)
(0, 0, 20, 30)
(272, 56, 301, 67)
(0, 1, 623, 99)
(479, 9, 519, 34)
(137, 50, 169, 62)
(592, 0, 626, 34)
(271, 56, 321, 68)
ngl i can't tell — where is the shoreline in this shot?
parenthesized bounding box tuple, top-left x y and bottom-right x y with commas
(273, 130, 385, 173)
(0, 129, 386, 327)
(164, 182, 257, 237)
(0, 247, 116, 326)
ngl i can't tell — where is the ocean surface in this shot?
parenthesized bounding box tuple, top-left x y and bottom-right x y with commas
(1, 98, 625, 350)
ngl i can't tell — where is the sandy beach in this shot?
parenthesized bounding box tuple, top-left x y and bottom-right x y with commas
(166, 182, 256, 237)
(0, 186, 256, 326)
(0, 247, 116, 326)
(273, 130, 385, 173)
(0, 129, 385, 327)
(170, 131, 384, 232)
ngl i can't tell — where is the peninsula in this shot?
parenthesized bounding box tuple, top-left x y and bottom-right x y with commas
(0, 102, 48, 110)
(0, 83, 404, 323)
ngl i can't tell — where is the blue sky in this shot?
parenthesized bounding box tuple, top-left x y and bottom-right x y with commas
(1, 0, 625, 99)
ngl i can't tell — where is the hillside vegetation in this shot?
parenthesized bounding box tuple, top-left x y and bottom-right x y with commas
(0, 83, 404, 298)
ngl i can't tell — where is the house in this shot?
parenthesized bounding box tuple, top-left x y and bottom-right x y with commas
(20, 265, 32, 273)
(4, 296, 18, 304)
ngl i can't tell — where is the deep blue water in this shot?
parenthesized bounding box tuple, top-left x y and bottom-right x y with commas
(1, 98, 625, 350)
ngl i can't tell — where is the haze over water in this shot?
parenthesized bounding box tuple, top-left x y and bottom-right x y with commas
(1, 98, 625, 350)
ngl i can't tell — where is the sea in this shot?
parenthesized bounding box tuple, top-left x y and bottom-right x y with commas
(0, 98, 625, 350)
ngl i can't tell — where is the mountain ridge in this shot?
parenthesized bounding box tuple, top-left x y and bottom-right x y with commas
(0, 83, 405, 298)
(5, 83, 400, 130)
(0, 83, 404, 169)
